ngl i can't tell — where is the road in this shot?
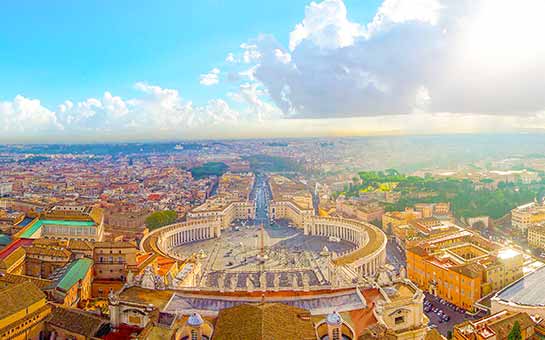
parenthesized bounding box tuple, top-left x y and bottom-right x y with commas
(252, 173, 271, 226)
(424, 292, 487, 336)
(386, 238, 406, 271)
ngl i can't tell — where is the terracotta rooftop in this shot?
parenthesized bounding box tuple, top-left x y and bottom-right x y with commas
(0, 282, 45, 320)
(0, 272, 53, 289)
(213, 303, 316, 340)
(46, 305, 110, 338)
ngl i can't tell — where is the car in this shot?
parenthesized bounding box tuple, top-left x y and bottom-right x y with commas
(443, 315, 450, 322)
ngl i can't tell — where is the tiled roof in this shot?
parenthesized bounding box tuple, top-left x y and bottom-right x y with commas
(47, 305, 110, 337)
(0, 272, 53, 289)
(24, 245, 71, 258)
(67, 239, 95, 251)
(425, 329, 446, 340)
(213, 303, 316, 340)
(0, 247, 26, 270)
(93, 241, 136, 249)
(0, 282, 45, 320)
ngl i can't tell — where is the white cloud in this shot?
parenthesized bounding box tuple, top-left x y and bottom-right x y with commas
(5, 0, 545, 141)
(274, 49, 292, 64)
(238, 65, 259, 81)
(366, 0, 441, 36)
(225, 53, 236, 63)
(289, 0, 364, 51)
(241, 43, 262, 63)
(199, 68, 221, 86)
(250, 0, 545, 119)
(0, 95, 62, 133)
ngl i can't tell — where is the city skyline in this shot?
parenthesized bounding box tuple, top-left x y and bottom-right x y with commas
(2, 0, 545, 142)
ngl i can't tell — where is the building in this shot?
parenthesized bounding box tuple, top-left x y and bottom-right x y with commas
(383, 203, 452, 236)
(407, 227, 523, 310)
(453, 310, 537, 340)
(511, 201, 545, 232)
(335, 198, 385, 223)
(391, 218, 460, 249)
(47, 258, 94, 307)
(0, 272, 53, 291)
(0, 182, 13, 197)
(24, 242, 72, 278)
(107, 272, 430, 340)
(0, 281, 51, 340)
(268, 175, 314, 227)
(16, 205, 105, 241)
(103, 206, 151, 239)
(93, 241, 138, 297)
(187, 173, 256, 229)
(44, 305, 111, 340)
(213, 303, 316, 340)
(383, 208, 423, 233)
(528, 223, 545, 250)
(491, 265, 545, 319)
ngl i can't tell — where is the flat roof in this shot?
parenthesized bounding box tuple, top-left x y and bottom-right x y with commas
(495, 265, 545, 306)
(19, 219, 95, 238)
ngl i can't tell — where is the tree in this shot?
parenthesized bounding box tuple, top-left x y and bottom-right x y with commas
(446, 330, 452, 339)
(508, 320, 522, 340)
(145, 210, 178, 231)
(190, 162, 228, 179)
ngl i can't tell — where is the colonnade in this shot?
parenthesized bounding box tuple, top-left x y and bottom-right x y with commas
(308, 217, 387, 278)
(354, 255, 384, 277)
(309, 222, 366, 246)
(163, 225, 215, 249)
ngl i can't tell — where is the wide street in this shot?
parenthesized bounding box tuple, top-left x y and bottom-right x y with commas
(424, 292, 487, 336)
(386, 238, 406, 272)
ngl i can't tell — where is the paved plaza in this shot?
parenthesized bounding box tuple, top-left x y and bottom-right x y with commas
(173, 223, 355, 288)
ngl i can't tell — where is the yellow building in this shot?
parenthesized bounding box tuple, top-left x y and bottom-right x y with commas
(407, 245, 483, 310)
(382, 209, 423, 232)
(44, 305, 110, 340)
(47, 258, 93, 307)
(187, 173, 256, 229)
(528, 223, 545, 250)
(453, 310, 536, 340)
(512, 201, 545, 231)
(406, 230, 522, 310)
(268, 175, 314, 227)
(0, 282, 51, 340)
(481, 249, 524, 295)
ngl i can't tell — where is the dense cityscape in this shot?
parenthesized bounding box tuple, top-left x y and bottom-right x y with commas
(0, 138, 545, 339)
(3, 0, 545, 339)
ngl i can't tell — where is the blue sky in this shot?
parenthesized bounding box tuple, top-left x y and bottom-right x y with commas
(1, 0, 545, 142)
(0, 0, 380, 107)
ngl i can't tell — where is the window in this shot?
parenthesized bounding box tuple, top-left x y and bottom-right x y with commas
(395, 316, 404, 325)
(332, 328, 340, 340)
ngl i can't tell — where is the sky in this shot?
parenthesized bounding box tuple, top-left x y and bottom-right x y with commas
(1, 0, 545, 142)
